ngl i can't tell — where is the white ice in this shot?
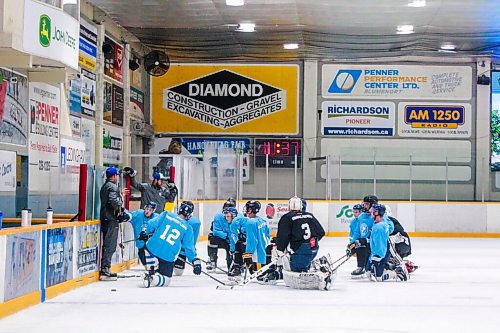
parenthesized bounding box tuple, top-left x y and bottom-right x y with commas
(1, 237, 500, 333)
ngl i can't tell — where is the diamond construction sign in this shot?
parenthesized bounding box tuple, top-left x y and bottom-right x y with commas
(152, 64, 299, 134)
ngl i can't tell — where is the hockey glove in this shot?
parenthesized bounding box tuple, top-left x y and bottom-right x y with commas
(346, 243, 355, 257)
(242, 252, 253, 268)
(122, 167, 137, 177)
(192, 258, 202, 275)
(117, 211, 132, 223)
(138, 231, 150, 241)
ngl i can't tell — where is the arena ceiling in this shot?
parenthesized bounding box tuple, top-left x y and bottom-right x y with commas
(88, 0, 500, 61)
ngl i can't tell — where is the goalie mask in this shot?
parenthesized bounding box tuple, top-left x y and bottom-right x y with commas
(289, 196, 302, 211)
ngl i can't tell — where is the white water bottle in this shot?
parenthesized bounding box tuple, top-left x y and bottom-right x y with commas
(28, 209, 32, 226)
(21, 209, 29, 227)
(47, 208, 53, 225)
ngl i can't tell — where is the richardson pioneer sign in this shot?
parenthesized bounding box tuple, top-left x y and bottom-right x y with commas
(152, 64, 299, 135)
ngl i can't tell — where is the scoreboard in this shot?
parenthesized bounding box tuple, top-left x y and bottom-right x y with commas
(254, 138, 302, 168)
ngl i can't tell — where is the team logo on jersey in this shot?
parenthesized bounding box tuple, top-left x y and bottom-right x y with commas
(328, 70, 362, 93)
(163, 70, 287, 129)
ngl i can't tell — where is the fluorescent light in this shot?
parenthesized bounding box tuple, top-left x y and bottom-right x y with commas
(283, 43, 299, 50)
(408, 0, 426, 7)
(226, 0, 244, 6)
(440, 43, 456, 50)
(236, 23, 255, 32)
(397, 25, 414, 34)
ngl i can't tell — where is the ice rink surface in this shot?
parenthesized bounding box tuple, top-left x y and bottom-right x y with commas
(2, 237, 500, 333)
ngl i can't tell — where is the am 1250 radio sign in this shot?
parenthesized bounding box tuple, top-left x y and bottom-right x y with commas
(398, 103, 471, 138)
(254, 138, 302, 168)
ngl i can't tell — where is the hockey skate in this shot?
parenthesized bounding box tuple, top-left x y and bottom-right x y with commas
(257, 269, 280, 285)
(350, 267, 366, 279)
(99, 267, 118, 281)
(227, 263, 243, 282)
(205, 260, 217, 273)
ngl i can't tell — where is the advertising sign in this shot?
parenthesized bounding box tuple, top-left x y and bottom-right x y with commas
(321, 101, 395, 137)
(70, 114, 81, 138)
(79, 19, 97, 71)
(81, 117, 95, 166)
(103, 124, 123, 167)
(28, 82, 60, 192)
(491, 71, 500, 171)
(130, 86, 145, 121)
(69, 78, 81, 113)
(60, 137, 85, 192)
(398, 102, 471, 138)
(81, 68, 96, 117)
(152, 64, 299, 134)
(111, 84, 124, 126)
(104, 36, 124, 83)
(4, 232, 41, 301)
(0, 68, 29, 146)
(262, 201, 289, 234)
(75, 224, 100, 277)
(46, 227, 74, 287)
(23, 0, 79, 70)
(322, 65, 472, 100)
(0, 150, 16, 192)
(103, 81, 112, 122)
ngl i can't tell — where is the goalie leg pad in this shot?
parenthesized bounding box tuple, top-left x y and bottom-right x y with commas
(282, 270, 333, 291)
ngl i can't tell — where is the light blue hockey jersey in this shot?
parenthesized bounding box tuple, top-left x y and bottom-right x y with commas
(211, 212, 230, 240)
(348, 214, 374, 243)
(145, 211, 197, 262)
(382, 214, 394, 234)
(128, 209, 159, 248)
(229, 213, 247, 251)
(245, 216, 270, 264)
(369, 221, 390, 259)
(180, 215, 201, 257)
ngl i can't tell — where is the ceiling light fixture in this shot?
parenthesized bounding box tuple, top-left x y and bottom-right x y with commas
(236, 23, 255, 32)
(440, 44, 456, 50)
(283, 43, 299, 50)
(408, 0, 426, 7)
(397, 25, 414, 34)
(226, 0, 244, 6)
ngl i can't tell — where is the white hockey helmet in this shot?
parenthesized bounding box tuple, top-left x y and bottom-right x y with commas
(289, 196, 303, 211)
(385, 205, 392, 217)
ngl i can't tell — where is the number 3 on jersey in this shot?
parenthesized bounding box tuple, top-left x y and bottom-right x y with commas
(301, 223, 311, 240)
(160, 225, 180, 245)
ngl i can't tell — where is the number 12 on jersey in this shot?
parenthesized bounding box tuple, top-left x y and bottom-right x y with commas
(160, 225, 180, 245)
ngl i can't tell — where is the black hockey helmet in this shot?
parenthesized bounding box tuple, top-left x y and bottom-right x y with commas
(245, 200, 261, 214)
(222, 198, 236, 210)
(363, 195, 378, 205)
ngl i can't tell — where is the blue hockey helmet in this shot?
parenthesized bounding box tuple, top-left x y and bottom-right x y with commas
(353, 204, 363, 212)
(222, 198, 236, 210)
(144, 201, 158, 211)
(179, 201, 194, 217)
(301, 198, 307, 212)
(223, 207, 238, 219)
(371, 204, 386, 217)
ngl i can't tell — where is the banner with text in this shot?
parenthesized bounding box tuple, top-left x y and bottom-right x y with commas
(322, 101, 395, 137)
(81, 68, 96, 117)
(152, 64, 299, 134)
(398, 102, 471, 138)
(103, 124, 123, 167)
(4, 232, 41, 301)
(81, 117, 95, 166)
(322, 64, 472, 100)
(0, 150, 16, 192)
(75, 224, 100, 277)
(46, 227, 74, 287)
(60, 137, 86, 192)
(28, 82, 60, 192)
(79, 19, 97, 71)
(0, 68, 29, 146)
(104, 36, 124, 83)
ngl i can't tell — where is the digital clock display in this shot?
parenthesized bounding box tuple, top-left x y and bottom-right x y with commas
(254, 138, 302, 168)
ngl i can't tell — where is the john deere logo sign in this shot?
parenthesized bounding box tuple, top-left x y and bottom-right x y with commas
(39, 14, 51, 47)
(163, 70, 287, 129)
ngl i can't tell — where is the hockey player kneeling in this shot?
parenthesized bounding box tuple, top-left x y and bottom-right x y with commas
(276, 197, 333, 290)
(368, 204, 408, 282)
(140, 210, 202, 288)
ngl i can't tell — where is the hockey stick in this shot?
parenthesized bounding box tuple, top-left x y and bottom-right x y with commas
(182, 259, 237, 288)
(332, 254, 348, 266)
(220, 259, 278, 290)
(331, 255, 351, 272)
(199, 258, 229, 274)
(118, 238, 139, 249)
